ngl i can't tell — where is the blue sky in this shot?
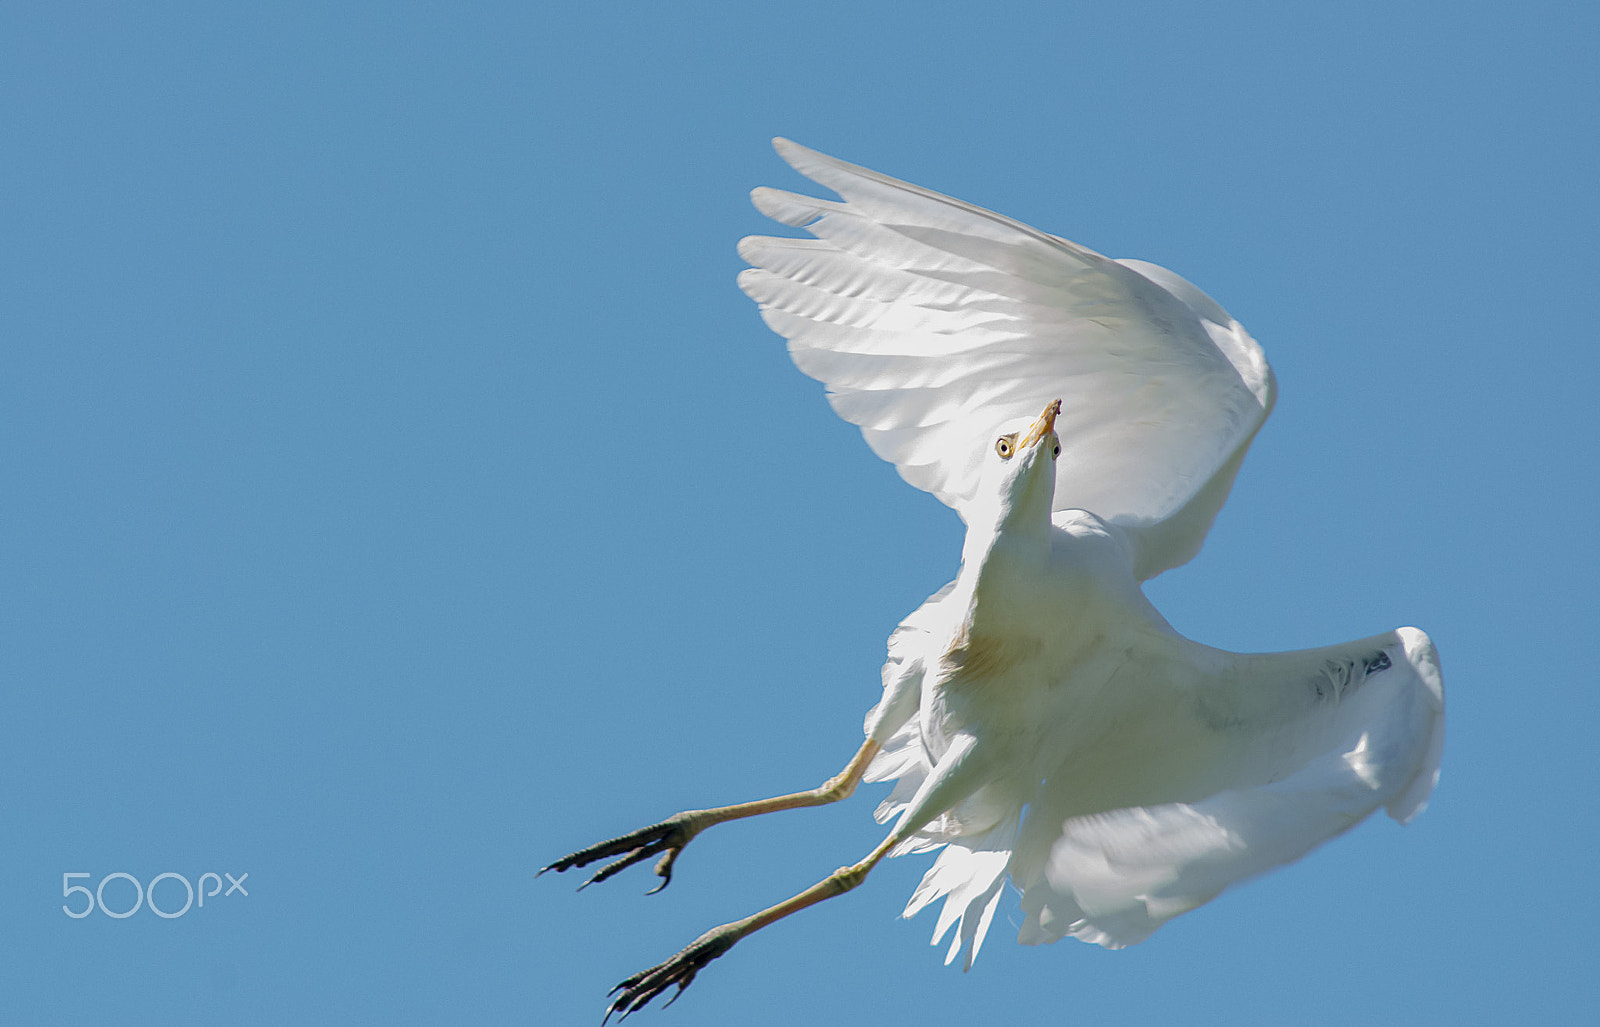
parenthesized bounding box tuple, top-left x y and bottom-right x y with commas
(2, 2, 1595, 1023)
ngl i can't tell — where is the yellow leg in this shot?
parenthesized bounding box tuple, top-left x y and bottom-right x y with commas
(541, 739, 882, 892)
(604, 832, 900, 1023)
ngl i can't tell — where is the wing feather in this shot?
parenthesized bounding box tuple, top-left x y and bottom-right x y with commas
(741, 139, 1276, 577)
(1013, 627, 1445, 948)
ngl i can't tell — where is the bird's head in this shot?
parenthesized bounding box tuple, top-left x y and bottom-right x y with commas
(969, 399, 1061, 537)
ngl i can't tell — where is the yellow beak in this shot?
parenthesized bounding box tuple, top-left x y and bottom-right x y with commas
(1018, 399, 1062, 451)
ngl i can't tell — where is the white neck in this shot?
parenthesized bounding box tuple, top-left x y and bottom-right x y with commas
(955, 451, 1057, 631)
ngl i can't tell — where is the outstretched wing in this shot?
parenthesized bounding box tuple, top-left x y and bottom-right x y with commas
(739, 139, 1275, 579)
(1011, 627, 1445, 949)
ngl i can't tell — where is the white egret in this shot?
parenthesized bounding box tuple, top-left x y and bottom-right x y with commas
(544, 140, 1444, 1021)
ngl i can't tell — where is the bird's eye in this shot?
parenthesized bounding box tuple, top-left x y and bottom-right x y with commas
(996, 437, 1014, 458)
(1052, 442, 1061, 458)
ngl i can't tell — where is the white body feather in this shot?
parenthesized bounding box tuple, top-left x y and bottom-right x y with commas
(739, 140, 1444, 968)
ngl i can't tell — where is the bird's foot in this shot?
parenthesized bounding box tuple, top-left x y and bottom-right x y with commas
(540, 813, 703, 893)
(602, 925, 740, 1024)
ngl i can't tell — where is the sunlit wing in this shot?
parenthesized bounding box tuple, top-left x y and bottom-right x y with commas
(1009, 627, 1445, 949)
(739, 139, 1276, 579)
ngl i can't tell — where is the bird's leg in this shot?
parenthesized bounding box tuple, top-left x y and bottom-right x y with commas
(541, 738, 881, 892)
(602, 831, 899, 1023)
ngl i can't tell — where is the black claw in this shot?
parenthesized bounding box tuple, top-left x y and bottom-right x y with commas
(643, 847, 683, 895)
(601, 929, 737, 1024)
(543, 817, 697, 893)
(578, 850, 652, 890)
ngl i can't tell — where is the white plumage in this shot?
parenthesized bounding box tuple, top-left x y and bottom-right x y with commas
(741, 139, 1443, 966)
(548, 140, 1444, 1020)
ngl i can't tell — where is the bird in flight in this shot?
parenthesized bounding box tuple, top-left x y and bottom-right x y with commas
(543, 139, 1445, 1022)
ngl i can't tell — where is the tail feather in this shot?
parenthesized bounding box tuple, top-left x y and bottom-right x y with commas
(903, 821, 1017, 970)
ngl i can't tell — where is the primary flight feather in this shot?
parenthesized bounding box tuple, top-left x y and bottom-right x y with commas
(543, 139, 1444, 1020)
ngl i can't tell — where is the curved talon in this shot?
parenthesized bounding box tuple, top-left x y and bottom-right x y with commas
(580, 853, 652, 891)
(541, 815, 700, 893)
(645, 847, 680, 894)
(602, 929, 738, 1024)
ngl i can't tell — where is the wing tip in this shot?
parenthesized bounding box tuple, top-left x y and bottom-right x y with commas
(771, 136, 813, 173)
(1384, 625, 1446, 825)
(734, 234, 764, 264)
(772, 136, 816, 166)
(1394, 627, 1443, 698)
(749, 184, 838, 227)
(768, 137, 877, 193)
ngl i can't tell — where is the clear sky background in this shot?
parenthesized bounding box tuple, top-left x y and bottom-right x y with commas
(2, 2, 1595, 1024)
